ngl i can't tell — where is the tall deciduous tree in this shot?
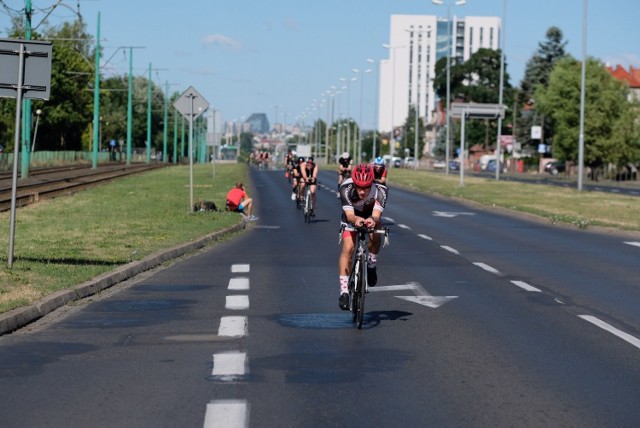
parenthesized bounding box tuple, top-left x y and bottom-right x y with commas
(517, 26, 568, 150)
(535, 56, 640, 169)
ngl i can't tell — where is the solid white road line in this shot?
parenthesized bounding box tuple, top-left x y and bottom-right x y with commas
(398, 224, 411, 230)
(231, 264, 250, 273)
(624, 241, 640, 248)
(204, 400, 248, 428)
(228, 277, 250, 290)
(218, 316, 248, 337)
(510, 280, 541, 292)
(473, 262, 501, 275)
(212, 352, 247, 377)
(579, 315, 640, 350)
(226, 295, 249, 310)
(440, 245, 459, 255)
(417, 234, 433, 240)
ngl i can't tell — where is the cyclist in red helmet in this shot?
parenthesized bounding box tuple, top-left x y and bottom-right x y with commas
(337, 163, 388, 310)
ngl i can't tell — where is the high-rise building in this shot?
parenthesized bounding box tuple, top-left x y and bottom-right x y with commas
(378, 14, 501, 138)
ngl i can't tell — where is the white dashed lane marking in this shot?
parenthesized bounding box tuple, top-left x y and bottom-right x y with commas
(417, 234, 433, 240)
(225, 295, 249, 310)
(212, 352, 247, 377)
(624, 241, 640, 248)
(510, 280, 541, 292)
(231, 264, 250, 273)
(218, 316, 248, 337)
(579, 315, 640, 351)
(473, 262, 501, 275)
(204, 400, 248, 428)
(228, 277, 249, 290)
(440, 245, 459, 255)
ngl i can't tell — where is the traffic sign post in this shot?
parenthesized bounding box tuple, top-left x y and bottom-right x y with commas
(173, 86, 209, 213)
(0, 38, 52, 268)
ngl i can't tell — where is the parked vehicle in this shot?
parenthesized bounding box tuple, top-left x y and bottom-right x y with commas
(391, 157, 402, 168)
(544, 161, 565, 175)
(486, 159, 504, 173)
(403, 157, 416, 168)
(449, 160, 460, 171)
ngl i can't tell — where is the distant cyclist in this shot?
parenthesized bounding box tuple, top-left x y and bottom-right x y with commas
(290, 156, 305, 201)
(337, 164, 388, 310)
(338, 151, 352, 188)
(372, 156, 388, 185)
(300, 156, 319, 215)
(285, 150, 296, 181)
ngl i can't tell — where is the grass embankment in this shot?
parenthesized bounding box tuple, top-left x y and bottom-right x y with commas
(0, 163, 248, 313)
(388, 168, 640, 231)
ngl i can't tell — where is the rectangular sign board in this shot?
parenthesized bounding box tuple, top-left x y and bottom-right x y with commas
(0, 39, 52, 100)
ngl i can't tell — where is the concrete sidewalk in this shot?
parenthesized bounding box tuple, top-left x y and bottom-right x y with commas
(0, 222, 247, 336)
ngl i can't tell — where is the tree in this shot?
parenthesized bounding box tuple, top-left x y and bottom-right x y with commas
(401, 105, 426, 158)
(535, 56, 640, 170)
(517, 27, 568, 151)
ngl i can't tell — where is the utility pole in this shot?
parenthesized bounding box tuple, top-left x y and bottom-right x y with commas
(91, 12, 100, 168)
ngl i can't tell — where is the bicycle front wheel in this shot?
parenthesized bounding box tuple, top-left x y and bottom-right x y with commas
(355, 253, 367, 329)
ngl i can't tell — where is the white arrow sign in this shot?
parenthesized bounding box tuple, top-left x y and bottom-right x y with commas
(369, 282, 457, 309)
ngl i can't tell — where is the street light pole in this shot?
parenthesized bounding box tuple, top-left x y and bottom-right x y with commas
(353, 67, 372, 162)
(578, 0, 588, 191)
(31, 109, 41, 152)
(495, 0, 507, 181)
(433, 0, 466, 174)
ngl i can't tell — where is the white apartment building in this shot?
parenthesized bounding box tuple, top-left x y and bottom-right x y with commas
(378, 14, 501, 145)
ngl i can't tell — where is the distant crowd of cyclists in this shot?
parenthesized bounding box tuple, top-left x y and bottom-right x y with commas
(284, 150, 389, 310)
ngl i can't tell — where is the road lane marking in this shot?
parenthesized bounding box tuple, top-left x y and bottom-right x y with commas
(212, 352, 247, 377)
(228, 277, 249, 290)
(382, 216, 395, 222)
(417, 234, 432, 240)
(441, 245, 459, 255)
(226, 295, 249, 310)
(369, 284, 420, 292)
(624, 241, 640, 248)
(398, 224, 411, 229)
(579, 315, 640, 350)
(218, 316, 248, 337)
(231, 264, 250, 273)
(510, 280, 541, 292)
(204, 400, 248, 428)
(473, 262, 501, 275)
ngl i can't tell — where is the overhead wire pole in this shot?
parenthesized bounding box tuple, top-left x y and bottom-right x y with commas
(91, 12, 100, 168)
(21, 0, 32, 178)
(124, 46, 144, 165)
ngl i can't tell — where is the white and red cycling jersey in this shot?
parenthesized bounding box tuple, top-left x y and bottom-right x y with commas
(339, 177, 388, 222)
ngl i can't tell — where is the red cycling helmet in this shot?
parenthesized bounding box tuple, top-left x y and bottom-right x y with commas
(351, 164, 374, 187)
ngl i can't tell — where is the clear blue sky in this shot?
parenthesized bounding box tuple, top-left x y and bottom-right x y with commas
(1, 0, 638, 130)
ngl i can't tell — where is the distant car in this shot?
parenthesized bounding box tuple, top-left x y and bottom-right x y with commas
(544, 161, 565, 175)
(433, 160, 446, 169)
(486, 159, 504, 173)
(448, 160, 460, 171)
(391, 157, 402, 168)
(403, 157, 416, 168)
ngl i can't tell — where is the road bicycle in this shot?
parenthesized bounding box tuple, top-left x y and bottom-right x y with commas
(302, 179, 316, 223)
(343, 224, 389, 329)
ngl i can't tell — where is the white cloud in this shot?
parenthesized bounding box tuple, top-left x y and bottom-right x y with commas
(202, 34, 243, 51)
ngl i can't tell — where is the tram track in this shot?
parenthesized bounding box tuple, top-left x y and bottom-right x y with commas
(0, 163, 169, 212)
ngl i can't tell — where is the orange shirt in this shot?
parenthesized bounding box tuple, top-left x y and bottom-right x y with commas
(226, 188, 246, 208)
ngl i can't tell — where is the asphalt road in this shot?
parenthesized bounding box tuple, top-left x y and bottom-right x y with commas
(1, 167, 640, 427)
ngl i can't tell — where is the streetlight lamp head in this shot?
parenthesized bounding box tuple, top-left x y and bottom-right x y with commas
(455, 0, 466, 5)
(352, 68, 360, 73)
(36, 109, 42, 115)
(432, 0, 443, 4)
(382, 43, 391, 48)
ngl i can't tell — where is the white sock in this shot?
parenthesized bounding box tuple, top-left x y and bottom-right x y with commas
(339, 275, 348, 293)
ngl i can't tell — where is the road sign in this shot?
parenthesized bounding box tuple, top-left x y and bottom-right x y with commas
(173, 86, 209, 119)
(450, 102, 505, 119)
(0, 39, 52, 100)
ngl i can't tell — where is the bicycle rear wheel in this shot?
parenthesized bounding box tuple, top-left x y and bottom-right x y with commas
(304, 190, 311, 223)
(355, 253, 367, 329)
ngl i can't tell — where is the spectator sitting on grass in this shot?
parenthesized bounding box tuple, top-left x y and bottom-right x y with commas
(226, 182, 258, 221)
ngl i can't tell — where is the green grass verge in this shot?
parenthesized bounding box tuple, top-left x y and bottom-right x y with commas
(0, 163, 249, 312)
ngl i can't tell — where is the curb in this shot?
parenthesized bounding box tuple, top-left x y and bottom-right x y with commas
(0, 221, 247, 336)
